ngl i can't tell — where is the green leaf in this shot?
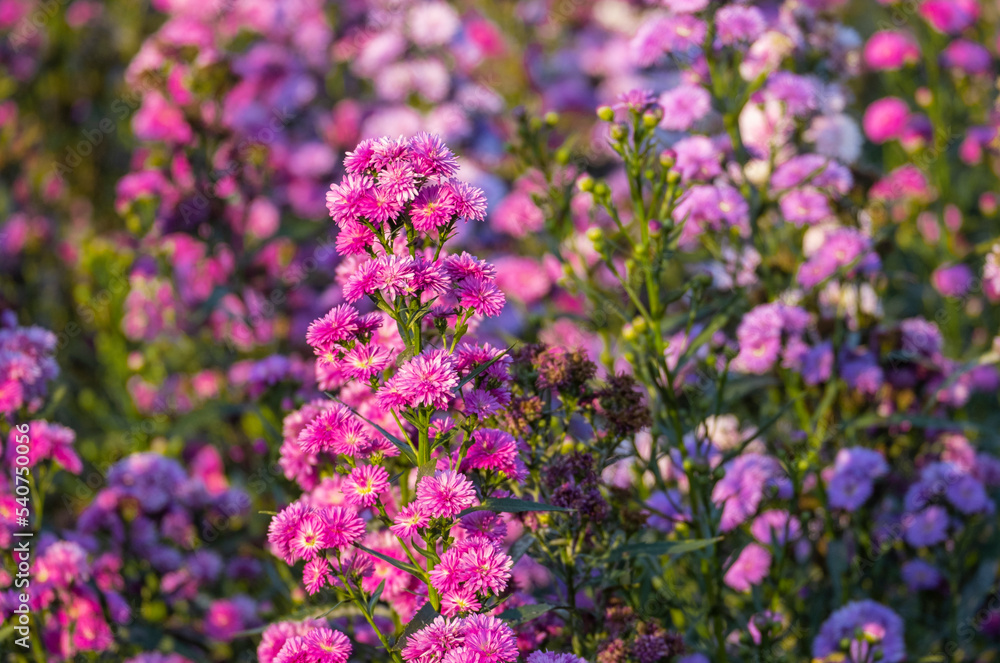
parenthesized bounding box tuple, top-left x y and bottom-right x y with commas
(455, 344, 515, 391)
(958, 557, 999, 628)
(368, 578, 386, 611)
(355, 543, 423, 579)
(609, 537, 721, 560)
(394, 601, 439, 650)
(458, 497, 572, 517)
(498, 603, 554, 625)
(328, 393, 418, 464)
(508, 534, 536, 564)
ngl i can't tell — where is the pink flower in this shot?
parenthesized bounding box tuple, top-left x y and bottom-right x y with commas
(302, 558, 332, 595)
(659, 84, 712, 131)
(381, 349, 459, 410)
(391, 504, 429, 539)
(402, 616, 465, 663)
(864, 31, 920, 71)
(344, 464, 390, 508)
(463, 429, 518, 474)
(919, 0, 978, 34)
(411, 184, 459, 232)
(303, 628, 352, 663)
(457, 275, 506, 318)
(416, 470, 477, 518)
(409, 131, 460, 178)
(462, 614, 519, 663)
(306, 304, 360, 353)
(724, 543, 772, 592)
(441, 587, 482, 617)
(863, 97, 910, 144)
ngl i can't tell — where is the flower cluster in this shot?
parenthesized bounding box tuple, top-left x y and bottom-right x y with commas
(0, 314, 59, 417)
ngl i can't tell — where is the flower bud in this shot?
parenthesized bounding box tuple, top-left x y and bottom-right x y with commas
(544, 111, 560, 126)
(632, 317, 647, 334)
(555, 147, 571, 164)
(659, 149, 676, 168)
(610, 124, 628, 141)
(597, 105, 615, 122)
(593, 181, 610, 197)
(578, 175, 595, 192)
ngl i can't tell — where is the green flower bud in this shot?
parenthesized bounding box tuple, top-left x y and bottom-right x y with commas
(544, 111, 560, 126)
(578, 175, 595, 192)
(593, 181, 610, 197)
(597, 105, 615, 122)
(610, 124, 628, 141)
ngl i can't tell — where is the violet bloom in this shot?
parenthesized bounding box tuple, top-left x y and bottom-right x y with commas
(941, 39, 993, 75)
(903, 505, 950, 548)
(712, 453, 791, 531)
(902, 559, 942, 591)
(825, 447, 889, 512)
(812, 600, 905, 662)
(931, 263, 973, 298)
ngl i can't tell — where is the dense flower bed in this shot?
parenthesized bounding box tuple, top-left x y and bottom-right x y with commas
(3, 0, 1000, 661)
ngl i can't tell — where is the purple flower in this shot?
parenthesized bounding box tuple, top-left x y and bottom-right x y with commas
(902, 559, 942, 591)
(904, 506, 950, 548)
(941, 39, 992, 75)
(825, 447, 888, 512)
(812, 600, 905, 662)
(801, 342, 833, 386)
(932, 263, 974, 297)
(712, 453, 791, 531)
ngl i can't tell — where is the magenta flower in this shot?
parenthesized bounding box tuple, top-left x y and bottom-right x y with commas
(919, 0, 979, 35)
(864, 31, 920, 71)
(863, 97, 910, 144)
(416, 470, 477, 518)
(344, 464, 390, 508)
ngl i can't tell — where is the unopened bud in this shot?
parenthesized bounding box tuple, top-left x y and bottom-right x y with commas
(610, 124, 628, 141)
(578, 175, 595, 192)
(544, 111, 560, 126)
(597, 106, 615, 122)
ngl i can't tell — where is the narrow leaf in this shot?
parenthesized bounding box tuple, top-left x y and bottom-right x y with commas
(394, 602, 439, 650)
(499, 603, 554, 625)
(368, 578, 386, 611)
(508, 534, 536, 564)
(355, 543, 423, 579)
(609, 537, 720, 560)
(458, 497, 572, 517)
